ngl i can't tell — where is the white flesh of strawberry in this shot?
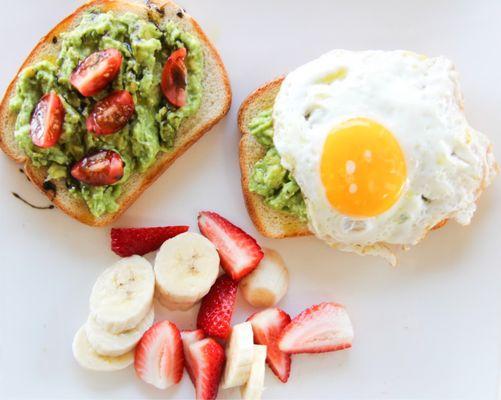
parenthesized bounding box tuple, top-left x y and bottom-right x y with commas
(181, 330, 206, 355)
(200, 215, 247, 272)
(280, 306, 353, 352)
(137, 327, 179, 389)
(181, 330, 205, 381)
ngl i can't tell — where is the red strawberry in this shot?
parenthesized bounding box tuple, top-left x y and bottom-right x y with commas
(278, 302, 354, 354)
(188, 338, 226, 400)
(181, 329, 206, 383)
(197, 275, 238, 340)
(247, 308, 292, 383)
(198, 211, 264, 281)
(134, 321, 184, 389)
(111, 226, 189, 257)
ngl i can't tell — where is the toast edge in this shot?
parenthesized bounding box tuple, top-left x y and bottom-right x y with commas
(237, 77, 311, 238)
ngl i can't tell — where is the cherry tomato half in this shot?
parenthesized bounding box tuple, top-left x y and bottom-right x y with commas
(30, 91, 65, 148)
(86, 90, 135, 135)
(71, 150, 124, 186)
(70, 49, 123, 97)
(161, 48, 187, 108)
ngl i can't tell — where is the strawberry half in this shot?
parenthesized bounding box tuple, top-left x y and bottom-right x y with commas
(188, 338, 226, 400)
(134, 321, 184, 389)
(181, 329, 206, 383)
(247, 308, 292, 383)
(111, 226, 189, 257)
(197, 275, 238, 340)
(278, 302, 354, 354)
(198, 211, 264, 281)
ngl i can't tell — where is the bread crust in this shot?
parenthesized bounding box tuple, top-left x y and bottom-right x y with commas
(238, 77, 310, 239)
(0, 0, 231, 227)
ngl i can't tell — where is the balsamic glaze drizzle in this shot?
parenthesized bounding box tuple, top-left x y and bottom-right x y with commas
(42, 181, 57, 201)
(11, 192, 54, 210)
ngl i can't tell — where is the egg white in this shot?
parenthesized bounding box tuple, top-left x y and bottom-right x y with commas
(273, 50, 497, 263)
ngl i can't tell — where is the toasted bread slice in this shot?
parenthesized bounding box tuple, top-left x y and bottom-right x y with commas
(238, 78, 310, 239)
(238, 79, 478, 242)
(0, 0, 231, 226)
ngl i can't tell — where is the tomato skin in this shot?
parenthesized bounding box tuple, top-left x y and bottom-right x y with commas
(86, 90, 135, 135)
(30, 91, 65, 148)
(70, 49, 123, 97)
(161, 48, 187, 108)
(71, 150, 124, 186)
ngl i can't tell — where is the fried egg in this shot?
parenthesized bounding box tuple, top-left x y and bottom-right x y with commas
(273, 50, 498, 264)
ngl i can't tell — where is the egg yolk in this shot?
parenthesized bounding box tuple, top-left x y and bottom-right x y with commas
(320, 117, 407, 217)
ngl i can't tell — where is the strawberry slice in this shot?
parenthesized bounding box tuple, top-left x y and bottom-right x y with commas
(198, 211, 264, 281)
(111, 226, 189, 257)
(188, 338, 226, 400)
(134, 321, 184, 389)
(278, 302, 354, 354)
(247, 308, 292, 383)
(181, 329, 206, 383)
(197, 275, 238, 340)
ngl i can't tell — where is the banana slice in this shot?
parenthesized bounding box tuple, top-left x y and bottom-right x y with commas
(241, 345, 267, 400)
(90, 256, 155, 334)
(154, 232, 219, 311)
(154, 289, 194, 311)
(72, 326, 134, 372)
(240, 248, 289, 308)
(221, 322, 255, 389)
(85, 307, 155, 357)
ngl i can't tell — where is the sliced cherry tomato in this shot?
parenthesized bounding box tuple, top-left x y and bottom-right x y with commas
(71, 150, 124, 186)
(30, 91, 65, 148)
(161, 48, 187, 107)
(70, 49, 123, 97)
(86, 90, 135, 135)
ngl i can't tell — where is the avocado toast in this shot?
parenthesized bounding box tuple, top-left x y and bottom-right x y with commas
(0, 0, 231, 226)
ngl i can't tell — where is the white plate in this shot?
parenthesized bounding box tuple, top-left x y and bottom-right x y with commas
(1, 0, 500, 399)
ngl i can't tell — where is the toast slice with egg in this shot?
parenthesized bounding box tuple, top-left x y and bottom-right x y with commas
(238, 78, 489, 242)
(0, 0, 231, 226)
(238, 78, 310, 238)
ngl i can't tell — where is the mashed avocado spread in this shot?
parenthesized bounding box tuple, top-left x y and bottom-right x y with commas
(248, 109, 307, 220)
(10, 11, 203, 217)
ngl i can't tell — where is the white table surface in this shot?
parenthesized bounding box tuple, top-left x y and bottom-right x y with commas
(1, 0, 501, 399)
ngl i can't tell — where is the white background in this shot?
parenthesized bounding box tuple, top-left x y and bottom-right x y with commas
(1, 0, 501, 399)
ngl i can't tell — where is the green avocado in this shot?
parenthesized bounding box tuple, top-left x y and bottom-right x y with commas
(248, 109, 307, 221)
(10, 11, 204, 217)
